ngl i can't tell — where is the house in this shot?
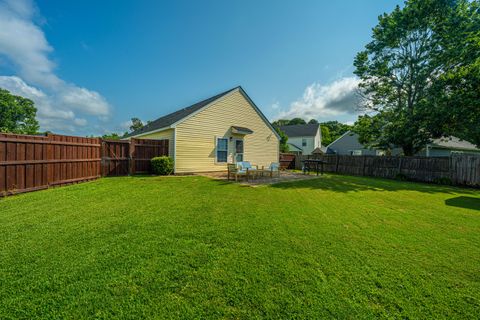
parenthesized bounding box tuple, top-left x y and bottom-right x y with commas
(326, 131, 383, 156)
(125, 86, 280, 174)
(278, 124, 321, 155)
(327, 131, 480, 157)
(418, 136, 480, 157)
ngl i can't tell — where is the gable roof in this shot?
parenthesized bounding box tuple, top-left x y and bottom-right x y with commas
(326, 130, 355, 148)
(429, 136, 479, 151)
(125, 86, 279, 139)
(125, 87, 238, 138)
(287, 142, 303, 152)
(278, 124, 319, 137)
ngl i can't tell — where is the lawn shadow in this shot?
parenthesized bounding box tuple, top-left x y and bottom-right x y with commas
(445, 196, 480, 211)
(269, 174, 480, 195)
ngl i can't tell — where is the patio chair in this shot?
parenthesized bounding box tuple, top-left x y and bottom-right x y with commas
(262, 162, 280, 178)
(238, 161, 259, 179)
(227, 163, 251, 181)
(228, 162, 258, 181)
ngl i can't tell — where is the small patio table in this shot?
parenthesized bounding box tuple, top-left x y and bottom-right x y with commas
(302, 159, 325, 176)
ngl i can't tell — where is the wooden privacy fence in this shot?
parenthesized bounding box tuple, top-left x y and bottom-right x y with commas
(279, 153, 296, 169)
(101, 138, 169, 176)
(294, 154, 480, 187)
(0, 133, 169, 196)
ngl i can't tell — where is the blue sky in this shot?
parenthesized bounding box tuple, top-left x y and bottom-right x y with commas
(0, 0, 403, 135)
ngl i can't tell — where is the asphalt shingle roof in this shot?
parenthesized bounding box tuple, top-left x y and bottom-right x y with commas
(278, 124, 320, 137)
(125, 87, 239, 137)
(430, 136, 479, 151)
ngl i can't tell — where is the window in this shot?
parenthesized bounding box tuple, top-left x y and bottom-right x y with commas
(302, 138, 307, 147)
(216, 138, 228, 162)
(351, 150, 362, 156)
(235, 139, 244, 162)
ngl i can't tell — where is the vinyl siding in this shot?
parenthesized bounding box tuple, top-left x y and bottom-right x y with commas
(327, 132, 377, 156)
(175, 90, 279, 173)
(288, 134, 320, 155)
(131, 129, 175, 159)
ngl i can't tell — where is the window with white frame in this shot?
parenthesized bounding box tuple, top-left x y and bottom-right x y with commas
(216, 138, 228, 162)
(350, 150, 362, 156)
(302, 138, 307, 147)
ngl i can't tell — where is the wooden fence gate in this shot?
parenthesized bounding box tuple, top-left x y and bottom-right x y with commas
(1, 133, 169, 196)
(101, 140, 130, 176)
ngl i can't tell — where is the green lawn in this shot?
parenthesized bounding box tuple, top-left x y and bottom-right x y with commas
(1, 175, 479, 319)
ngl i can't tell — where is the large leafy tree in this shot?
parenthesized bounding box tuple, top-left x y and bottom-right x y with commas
(353, 0, 480, 155)
(319, 121, 352, 145)
(0, 88, 39, 134)
(428, 0, 480, 145)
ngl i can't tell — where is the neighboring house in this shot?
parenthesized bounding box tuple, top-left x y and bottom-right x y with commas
(124, 86, 280, 174)
(278, 124, 321, 155)
(418, 136, 480, 157)
(326, 131, 382, 156)
(327, 131, 480, 157)
(287, 143, 303, 155)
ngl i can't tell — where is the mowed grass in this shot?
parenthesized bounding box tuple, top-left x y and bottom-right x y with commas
(1, 175, 479, 319)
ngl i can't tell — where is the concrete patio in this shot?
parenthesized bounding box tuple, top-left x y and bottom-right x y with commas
(197, 170, 319, 186)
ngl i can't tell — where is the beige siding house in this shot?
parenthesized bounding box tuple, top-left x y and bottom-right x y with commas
(125, 87, 280, 173)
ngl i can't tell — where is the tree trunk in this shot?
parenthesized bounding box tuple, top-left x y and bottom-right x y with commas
(402, 144, 415, 156)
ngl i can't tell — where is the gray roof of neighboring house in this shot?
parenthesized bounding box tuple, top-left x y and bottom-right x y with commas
(430, 136, 479, 151)
(278, 124, 319, 137)
(287, 142, 302, 152)
(125, 86, 239, 138)
(312, 147, 328, 154)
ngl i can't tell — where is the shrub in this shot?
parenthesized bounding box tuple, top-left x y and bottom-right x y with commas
(394, 173, 408, 181)
(433, 177, 453, 185)
(151, 156, 174, 175)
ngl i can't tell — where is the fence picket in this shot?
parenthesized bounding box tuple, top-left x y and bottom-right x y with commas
(287, 153, 479, 187)
(0, 133, 170, 196)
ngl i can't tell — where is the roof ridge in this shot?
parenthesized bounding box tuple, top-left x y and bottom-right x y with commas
(125, 86, 240, 137)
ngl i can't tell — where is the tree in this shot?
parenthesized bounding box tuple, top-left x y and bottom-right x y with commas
(319, 121, 352, 145)
(129, 117, 144, 132)
(0, 88, 39, 134)
(320, 126, 331, 146)
(102, 133, 121, 140)
(308, 119, 319, 124)
(271, 119, 291, 127)
(354, 0, 480, 154)
(272, 118, 308, 127)
(354, 0, 446, 155)
(274, 127, 289, 153)
(288, 118, 307, 125)
(427, 0, 480, 146)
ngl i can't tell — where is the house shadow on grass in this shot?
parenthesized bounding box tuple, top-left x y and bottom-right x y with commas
(445, 196, 480, 211)
(269, 174, 480, 195)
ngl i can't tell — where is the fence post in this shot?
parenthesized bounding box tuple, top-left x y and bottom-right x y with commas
(398, 157, 403, 176)
(129, 138, 136, 175)
(335, 155, 339, 173)
(362, 156, 366, 176)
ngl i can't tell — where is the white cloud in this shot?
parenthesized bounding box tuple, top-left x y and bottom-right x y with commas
(59, 86, 109, 116)
(0, 0, 111, 133)
(270, 101, 280, 110)
(73, 118, 87, 126)
(275, 77, 361, 120)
